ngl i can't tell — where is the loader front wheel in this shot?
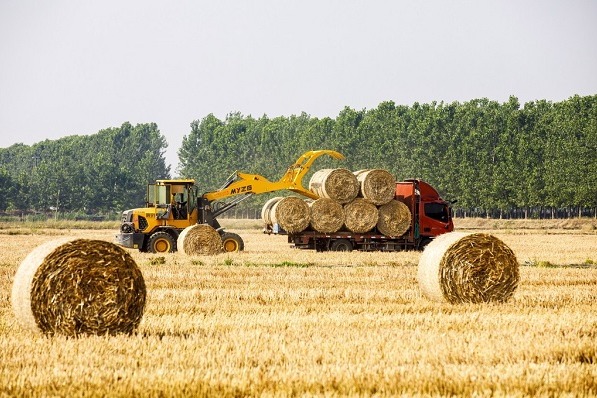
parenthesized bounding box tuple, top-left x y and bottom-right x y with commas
(221, 232, 244, 252)
(147, 231, 176, 253)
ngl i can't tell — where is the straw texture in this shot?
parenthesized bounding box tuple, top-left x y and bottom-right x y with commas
(377, 199, 411, 236)
(354, 169, 396, 206)
(344, 198, 378, 233)
(271, 196, 310, 233)
(309, 198, 345, 233)
(177, 224, 223, 255)
(418, 232, 519, 304)
(11, 238, 146, 336)
(309, 168, 359, 204)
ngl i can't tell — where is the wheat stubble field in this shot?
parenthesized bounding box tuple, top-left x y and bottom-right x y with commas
(1, 219, 596, 397)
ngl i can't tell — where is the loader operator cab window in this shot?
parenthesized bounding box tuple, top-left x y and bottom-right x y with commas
(172, 192, 187, 220)
(424, 202, 450, 223)
(153, 184, 171, 220)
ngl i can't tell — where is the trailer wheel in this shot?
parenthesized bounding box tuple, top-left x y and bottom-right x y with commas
(418, 237, 432, 250)
(221, 232, 244, 252)
(147, 231, 176, 253)
(330, 239, 353, 252)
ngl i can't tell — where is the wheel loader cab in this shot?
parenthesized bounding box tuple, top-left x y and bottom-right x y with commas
(147, 180, 198, 224)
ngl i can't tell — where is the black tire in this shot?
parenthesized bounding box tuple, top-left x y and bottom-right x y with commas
(147, 231, 176, 253)
(329, 238, 353, 252)
(221, 232, 244, 252)
(418, 237, 432, 250)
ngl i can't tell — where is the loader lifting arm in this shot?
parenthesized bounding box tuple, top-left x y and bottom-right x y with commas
(198, 150, 344, 224)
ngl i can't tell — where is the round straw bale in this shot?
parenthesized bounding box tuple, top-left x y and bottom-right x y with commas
(354, 169, 396, 205)
(309, 168, 359, 204)
(418, 232, 520, 304)
(309, 198, 345, 233)
(261, 196, 283, 226)
(271, 196, 310, 233)
(343, 198, 378, 233)
(11, 238, 146, 336)
(377, 199, 411, 236)
(177, 224, 223, 256)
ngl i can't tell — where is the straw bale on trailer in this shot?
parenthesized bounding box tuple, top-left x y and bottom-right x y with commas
(354, 169, 396, 206)
(308, 197, 345, 233)
(344, 198, 378, 233)
(377, 199, 411, 236)
(309, 168, 359, 204)
(270, 196, 310, 233)
(261, 196, 283, 227)
(11, 238, 146, 336)
(418, 232, 519, 304)
(177, 224, 223, 256)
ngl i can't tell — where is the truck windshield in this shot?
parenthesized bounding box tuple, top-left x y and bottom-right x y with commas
(424, 202, 449, 222)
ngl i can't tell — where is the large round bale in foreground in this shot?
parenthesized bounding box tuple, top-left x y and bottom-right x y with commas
(354, 169, 396, 206)
(11, 238, 146, 336)
(418, 232, 520, 304)
(309, 168, 359, 204)
(309, 198, 345, 233)
(177, 224, 223, 256)
(271, 196, 310, 233)
(344, 198, 378, 233)
(377, 199, 412, 236)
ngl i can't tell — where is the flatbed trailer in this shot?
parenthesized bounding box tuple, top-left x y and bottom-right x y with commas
(279, 179, 454, 252)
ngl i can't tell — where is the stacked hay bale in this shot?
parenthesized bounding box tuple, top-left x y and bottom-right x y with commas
(11, 238, 146, 336)
(377, 199, 411, 237)
(343, 198, 378, 233)
(418, 232, 520, 303)
(262, 167, 413, 237)
(177, 224, 223, 255)
(261, 196, 283, 227)
(309, 168, 359, 204)
(354, 169, 396, 206)
(308, 198, 344, 233)
(261, 196, 311, 233)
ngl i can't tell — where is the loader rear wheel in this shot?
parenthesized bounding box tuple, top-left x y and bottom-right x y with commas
(330, 239, 353, 252)
(221, 232, 244, 252)
(147, 231, 176, 253)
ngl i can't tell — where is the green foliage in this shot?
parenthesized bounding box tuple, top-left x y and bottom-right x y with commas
(1, 95, 595, 217)
(178, 95, 597, 215)
(0, 122, 170, 215)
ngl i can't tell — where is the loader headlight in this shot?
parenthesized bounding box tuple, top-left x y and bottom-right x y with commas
(120, 222, 134, 234)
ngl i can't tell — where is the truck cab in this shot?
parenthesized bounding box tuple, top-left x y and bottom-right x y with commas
(396, 179, 453, 248)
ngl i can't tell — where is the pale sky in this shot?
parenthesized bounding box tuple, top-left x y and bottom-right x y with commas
(1, 0, 596, 174)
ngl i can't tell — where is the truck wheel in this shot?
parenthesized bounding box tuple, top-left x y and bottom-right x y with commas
(147, 231, 176, 253)
(221, 232, 244, 252)
(330, 239, 353, 252)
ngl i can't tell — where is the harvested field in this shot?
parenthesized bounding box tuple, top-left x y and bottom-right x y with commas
(1, 219, 596, 396)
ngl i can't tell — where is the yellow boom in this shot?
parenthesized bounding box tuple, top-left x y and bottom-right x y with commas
(203, 150, 344, 201)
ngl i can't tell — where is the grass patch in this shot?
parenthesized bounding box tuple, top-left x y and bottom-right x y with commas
(271, 260, 314, 268)
(523, 259, 558, 268)
(147, 256, 166, 266)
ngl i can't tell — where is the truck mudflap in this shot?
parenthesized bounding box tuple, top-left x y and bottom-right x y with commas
(115, 232, 145, 250)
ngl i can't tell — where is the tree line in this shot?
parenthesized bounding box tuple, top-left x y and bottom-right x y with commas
(0, 95, 595, 219)
(178, 95, 596, 218)
(0, 122, 170, 218)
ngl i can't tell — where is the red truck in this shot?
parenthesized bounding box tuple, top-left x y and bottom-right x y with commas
(277, 179, 454, 252)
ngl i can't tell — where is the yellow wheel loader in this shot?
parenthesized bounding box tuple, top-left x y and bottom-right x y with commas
(115, 150, 343, 253)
